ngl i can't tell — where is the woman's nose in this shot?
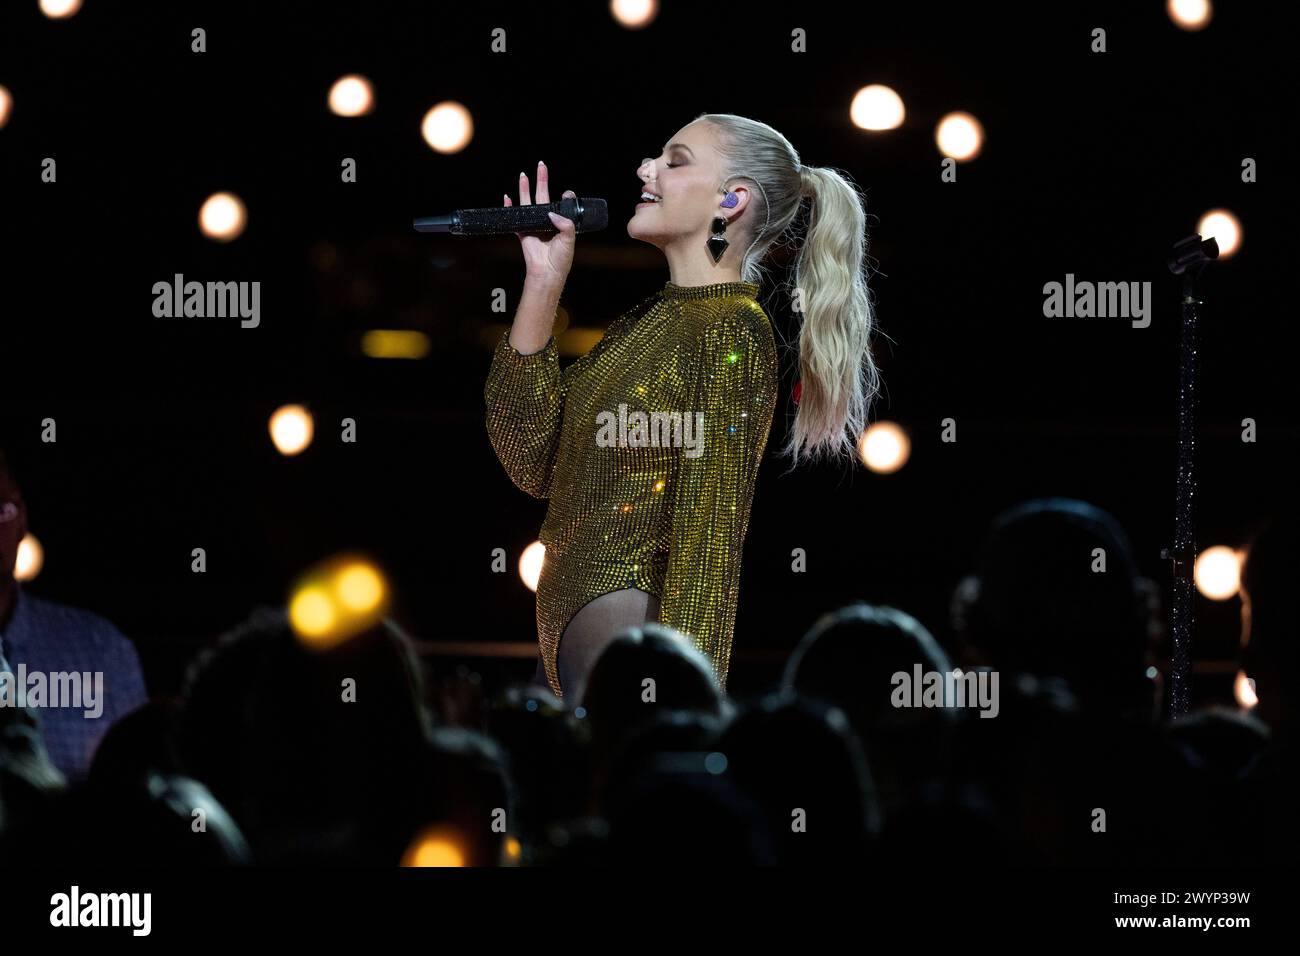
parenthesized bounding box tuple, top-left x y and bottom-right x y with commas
(639, 157, 657, 181)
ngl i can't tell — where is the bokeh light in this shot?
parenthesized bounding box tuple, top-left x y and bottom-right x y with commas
(1234, 670, 1258, 710)
(1168, 0, 1212, 30)
(610, 0, 658, 29)
(401, 826, 467, 867)
(857, 421, 911, 474)
(288, 555, 392, 650)
(268, 404, 314, 456)
(334, 561, 386, 614)
(0, 86, 12, 129)
(15, 533, 43, 582)
(198, 192, 247, 242)
(421, 101, 473, 153)
(935, 111, 985, 161)
(1194, 545, 1242, 601)
(850, 85, 905, 131)
(519, 540, 546, 592)
(361, 329, 431, 359)
(39, 0, 82, 19)
(1196, 208, 1242, 259)
(328, 75, 375, 117)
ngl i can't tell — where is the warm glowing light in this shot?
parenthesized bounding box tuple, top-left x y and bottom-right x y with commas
(402, 828, 467, 867)
(421, 101, 473, 154)
(327, 74, 375, 117)
(289, 586, 335, 638)
(504, 836, 522, 862)
(198, 192, 247, 242)
(519, 540, 546, 592)
(935, 111, 985, 162)
(610, 0, 658, 29)
(850, 85, 905, 131)
(15, 533, 43, 582)
(1194, 545, 1242, 600)
(335, 562, 385, 614)
(268, 404, 314, 456)
(288, 554, 392, 650)
(0, 86, 12, 129)
(857, 421, 911, 474)
(361, 329, 431, 359)
(40, 0, 82, 18)
(1234, 670, 1258, 709)
(1196, 209, 1241, 259)
(1168, 0, 1212, 30)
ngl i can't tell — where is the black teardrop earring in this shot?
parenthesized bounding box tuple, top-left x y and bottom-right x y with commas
(708, 189, 739, 264)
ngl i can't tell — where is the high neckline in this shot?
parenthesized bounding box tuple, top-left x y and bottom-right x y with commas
(662, 280, 760, 301)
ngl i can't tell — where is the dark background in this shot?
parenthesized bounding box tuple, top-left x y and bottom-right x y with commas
(1, 1, 1293, 703)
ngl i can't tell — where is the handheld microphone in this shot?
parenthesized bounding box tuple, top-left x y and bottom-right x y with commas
(413, 196, 608, 235)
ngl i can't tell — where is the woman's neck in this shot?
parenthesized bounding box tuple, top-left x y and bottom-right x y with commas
(664, 242, 742, 288)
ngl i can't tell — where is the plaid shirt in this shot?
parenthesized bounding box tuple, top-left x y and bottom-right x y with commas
(0, 587, 148, 782)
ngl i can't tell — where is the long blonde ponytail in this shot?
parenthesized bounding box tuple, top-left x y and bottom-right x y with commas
(697, 113, 879, 466)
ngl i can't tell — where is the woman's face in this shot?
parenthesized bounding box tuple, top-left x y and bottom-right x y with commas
(628, 120, 748, 248)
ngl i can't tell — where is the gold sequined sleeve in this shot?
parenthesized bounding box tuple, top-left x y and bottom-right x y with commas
(484, 293, 658, 499)
(658, 302, 778, 689)
(484, 331, 565, 498)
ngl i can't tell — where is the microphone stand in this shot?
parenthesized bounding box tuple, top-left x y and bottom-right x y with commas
(1162, 234, 1218, 720)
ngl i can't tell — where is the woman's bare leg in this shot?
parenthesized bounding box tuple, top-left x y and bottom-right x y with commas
(556, 588, 661, 702)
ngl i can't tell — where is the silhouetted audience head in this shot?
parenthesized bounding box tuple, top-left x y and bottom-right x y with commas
(88, 698, 183, 789)
(952, 497, 1159, 718)
(1240, 512, 1300, 737)
(604, 757, 779, 865)
(581, 621, 729, 764)
(408, 725, 517, 867)
(485, 683, 592, 844)
(715, 691, 879, 865)
(0, 704, 65, 849)
(173, 607, 431, 864)
(22, 772, 251, 866)
(783, 602, 956, 811)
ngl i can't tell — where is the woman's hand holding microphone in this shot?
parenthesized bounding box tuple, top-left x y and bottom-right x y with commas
(506, 161, 576, 354)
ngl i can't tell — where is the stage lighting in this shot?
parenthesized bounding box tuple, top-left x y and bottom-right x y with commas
(268, 404, 314, 456)
(39, 0, 81, 18)
(401, 826, 467, 867)
(610, 0, 658, 29)
(199, 192, 247, 242)
(289, 586, 336, 640)
(361, 329, 431, 359)
(328, 75, 375, 117)
(935, 111, 985, 161)
(1168, 0, 1212, 30)
(421, 101, 473, 154)
(15, 533, 43, 582)
(1194, 545, 1242, 600)
(335, 561, 386, 614)
(1195, 209, 1241, 259)
(1234, 670, 1258, 709)
(857, 421, 911, 474)
(850, 85, 905, 131)
(288, 555, 392, 650)
(519, 540, 545, 592)
(0, 86, 12, 128)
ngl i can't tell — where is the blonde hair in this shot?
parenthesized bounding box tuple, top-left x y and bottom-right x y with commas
(695, 112, 879, 467)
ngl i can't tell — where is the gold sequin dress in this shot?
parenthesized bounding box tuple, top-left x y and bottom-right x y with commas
(485, 279, 778, 698)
